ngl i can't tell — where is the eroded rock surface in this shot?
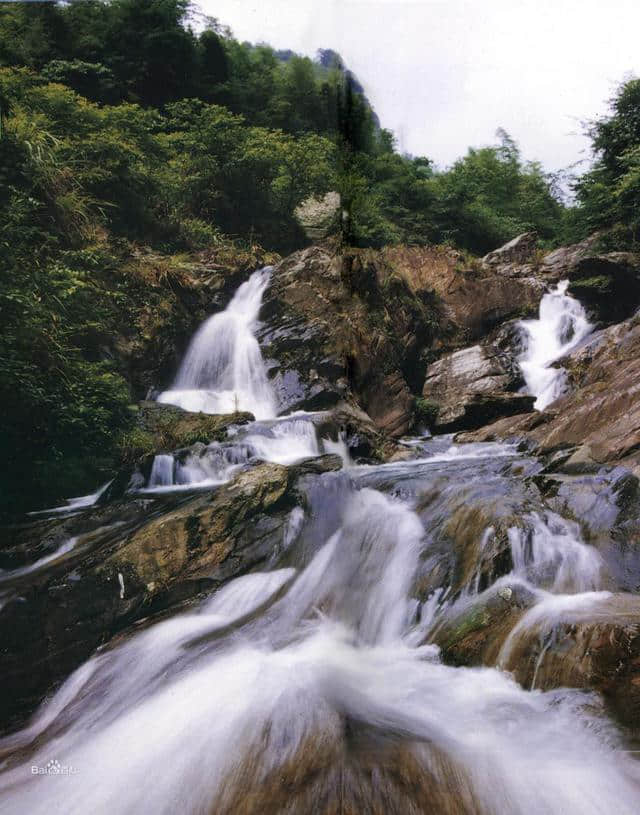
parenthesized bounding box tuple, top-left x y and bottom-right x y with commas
(258, 244, 439, 435)
(423, 343, 534, 431)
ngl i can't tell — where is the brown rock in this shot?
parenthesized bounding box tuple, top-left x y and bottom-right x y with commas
(423, 343, 534, 431)
(0, 461, 303, 729)
(381, 244, 542, 343)
(481, 231, 538, 271)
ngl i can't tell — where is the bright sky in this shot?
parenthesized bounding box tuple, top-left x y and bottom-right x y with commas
(198, 0, 640, 173)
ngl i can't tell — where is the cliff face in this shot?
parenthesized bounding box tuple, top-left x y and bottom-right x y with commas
(253, 241, 544, 436)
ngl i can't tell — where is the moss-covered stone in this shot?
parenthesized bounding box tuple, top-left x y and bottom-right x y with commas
(117, 401, 254, 466)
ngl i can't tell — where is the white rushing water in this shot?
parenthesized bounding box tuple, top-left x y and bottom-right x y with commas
(158, 267, 277, 419)
(517, 280, 592, 410)
(139, 415, 336, 493)
(6, 273, 640, 814)
(2, 486, 640, 814)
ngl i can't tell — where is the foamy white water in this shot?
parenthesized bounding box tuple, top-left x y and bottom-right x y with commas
(518, 280, 592, 409)
(2, 489, 640, 814)
(508, 511, 604, 593)
(158, 267, 277, 419)
(7, 273, 639, 814)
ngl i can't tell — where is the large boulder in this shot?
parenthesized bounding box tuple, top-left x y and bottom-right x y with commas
(0, 458, 339, 729)
(538, 234, 599, 279)
(258, 245, 439, 435)
(481, 231, 538, 273)
(422, 343, 534, 431)
(294, 191, 341, 242)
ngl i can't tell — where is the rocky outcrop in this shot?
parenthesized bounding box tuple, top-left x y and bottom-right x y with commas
(422, 343, 534, 431)
(538, 234, 599, 278)
(381, 244, 542, 345)
(481, 231, 538, 273)
(525, 235, 640, 325)
(458, 314, 640, 474)
(120, 402, 253, 463)
(258, 244, 439, 435)
(566, 253, 640, 324)
(294, 191, 341, 242)
(0, 457, 339, 729)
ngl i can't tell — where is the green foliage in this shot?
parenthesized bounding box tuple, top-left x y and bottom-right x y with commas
(570, 78, 640, 248)
(0, 2, 568, 514)
(414, 398, 439, 428)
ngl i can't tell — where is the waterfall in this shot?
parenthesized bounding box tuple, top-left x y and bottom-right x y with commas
(148, 454, 174, 487)
(517, 280, 592, 410)
(158, 267, 277, 420)
(4, 470, 640, 814)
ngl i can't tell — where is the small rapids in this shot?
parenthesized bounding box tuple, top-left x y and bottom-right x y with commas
(517, 280, 592, 409)
(2, 457, 640, 814)
(3, 272, 639, 814)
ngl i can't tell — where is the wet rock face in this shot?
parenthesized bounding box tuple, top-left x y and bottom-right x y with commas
(545, 468, 640, 592)
(0, 459, 341, 730)
(112, 251, 279, 401)
(460, 314, 640, 474)
(498, 594, 640, 732)
(432, 582, 537, 667)
(258, 245, 440, 436)
(422, 343, 534, 431)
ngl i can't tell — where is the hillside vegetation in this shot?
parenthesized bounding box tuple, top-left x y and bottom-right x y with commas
(0, 0, 637, 513)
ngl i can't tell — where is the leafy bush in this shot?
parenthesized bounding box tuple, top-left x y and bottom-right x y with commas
(414, 398, 439, 428)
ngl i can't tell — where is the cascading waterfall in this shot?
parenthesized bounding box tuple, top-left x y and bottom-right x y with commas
(4, 271, 640, 814)
(158, 267, 277, 419)
(517, 280, 592, 409)
(3, 444, 640, 814)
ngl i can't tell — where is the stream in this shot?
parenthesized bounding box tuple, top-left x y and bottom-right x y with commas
(0, 272, 638, 814)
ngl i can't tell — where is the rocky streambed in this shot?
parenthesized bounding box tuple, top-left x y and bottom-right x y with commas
(1, 235, 640, 813)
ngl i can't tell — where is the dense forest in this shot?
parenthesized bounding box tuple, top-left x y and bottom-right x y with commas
(0, 0, 638, 513)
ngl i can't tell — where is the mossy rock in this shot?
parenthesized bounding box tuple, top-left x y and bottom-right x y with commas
(117, 401, 254, 465)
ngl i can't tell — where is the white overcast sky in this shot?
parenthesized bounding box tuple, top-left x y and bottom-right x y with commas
(198, 0, 640, 173)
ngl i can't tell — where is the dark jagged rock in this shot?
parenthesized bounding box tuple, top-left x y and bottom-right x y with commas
(258, 244, 439, 436)
(422, 343, 534, 432)
(567, 253, 640, 324)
